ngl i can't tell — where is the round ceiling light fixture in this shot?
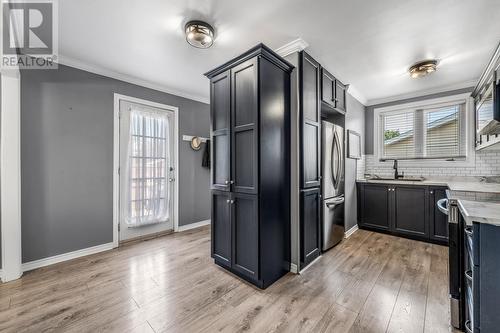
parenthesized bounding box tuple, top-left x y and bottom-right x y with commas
(408, 59, 439, 79)
(185, 20, 215, 49)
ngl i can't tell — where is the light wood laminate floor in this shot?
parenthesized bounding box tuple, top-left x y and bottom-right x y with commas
(0, 227, 458, 333)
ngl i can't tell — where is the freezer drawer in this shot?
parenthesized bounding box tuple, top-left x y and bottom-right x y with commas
(322, 196, 345, 251)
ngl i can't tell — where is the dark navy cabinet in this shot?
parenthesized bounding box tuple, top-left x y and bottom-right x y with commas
(205, 44, 293, 288)
(464, 222, 500, 333)
(357, 182, 448, 244)
(300, 188, 321, 267)
(429, 186, 449, 242)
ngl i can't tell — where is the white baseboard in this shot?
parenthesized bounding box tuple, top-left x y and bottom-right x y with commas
(0, 269, 3, 283)
(345, 224, 359, 239)
(22, 242, 114, 272)
(177, 219, 211, 232)
(290, 263, 298, 274)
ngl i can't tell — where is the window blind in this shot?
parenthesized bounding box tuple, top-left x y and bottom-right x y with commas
(380, 102, 466, 160)
(382, 111, 415, 159)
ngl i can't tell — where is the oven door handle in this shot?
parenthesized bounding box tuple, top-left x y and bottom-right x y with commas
(437, 198, 449, 215)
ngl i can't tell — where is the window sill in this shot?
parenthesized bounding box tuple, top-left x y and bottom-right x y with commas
(373, 157, 476, 169)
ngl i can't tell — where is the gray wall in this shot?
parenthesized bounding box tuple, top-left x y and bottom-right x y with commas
(345, 94, 365, 231)
(365, 87, 474, 154)
(21, 64, 210, 263)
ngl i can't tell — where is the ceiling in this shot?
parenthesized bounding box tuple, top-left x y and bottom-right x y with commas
(59, 0, 500, 105)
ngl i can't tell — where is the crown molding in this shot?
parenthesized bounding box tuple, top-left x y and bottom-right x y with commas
(57, 55, 210, 104)
(275, 38, 309, 57)
(366, 79, 477, 106)
(346, 85, 367, 105)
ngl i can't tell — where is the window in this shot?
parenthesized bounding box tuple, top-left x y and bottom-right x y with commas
(124, 108, 171, 226)
(378, 99, 467, 161)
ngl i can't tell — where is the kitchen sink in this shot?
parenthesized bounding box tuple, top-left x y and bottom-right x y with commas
(367, 176, 425, 182)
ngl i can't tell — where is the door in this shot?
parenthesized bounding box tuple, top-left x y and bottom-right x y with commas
(212, 190, 231, 268)
(301, 188, 320, 267)
(119, 99, 176, 242)
(321, 68, 335, 108)
(210, 70, 231, 191)
(231, 193, 259, 280)
(231, 59, 258, 194)
(334, 80, 346, 113)
(300, 51, 321, 189)
(360, 184, 390, 230)
(429, 186, 449, 243)
(393, 185, 428, 238)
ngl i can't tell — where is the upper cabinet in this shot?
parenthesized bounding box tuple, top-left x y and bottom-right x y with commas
(321, 68, 347, 114)
(473, 42, 500, 150)
(299, 51, 321, 189)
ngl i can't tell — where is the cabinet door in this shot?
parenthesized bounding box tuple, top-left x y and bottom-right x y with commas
(360, 184, 390, 230)
(231, 193, 259, 281)
(429, 187, 449, 243)
(210, 71, 231, 191)
(301, 188, 320, 268)
(334, 80, 346, 113)
(300, 52, 321, 189)
(321, 68, 335, 108)
(211, 191, 231, 268)
(393, 186, 429, 238)
(231, 58, 258, 194)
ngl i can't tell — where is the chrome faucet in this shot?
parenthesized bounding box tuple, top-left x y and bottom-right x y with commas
(393, 160, 404, 179)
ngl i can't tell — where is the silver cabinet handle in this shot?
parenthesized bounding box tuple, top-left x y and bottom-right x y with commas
(225, 180, 230, 185)
(169, 178, 175, 182)
(226, 199, 231, 203)
(430, 191, 433, 194)
(230, 180, 234, 184)
(230, 200, 235, 204)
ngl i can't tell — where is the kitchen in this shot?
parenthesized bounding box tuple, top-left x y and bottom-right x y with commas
(1, 1, 500, 332)
(206, 37, 500, 333)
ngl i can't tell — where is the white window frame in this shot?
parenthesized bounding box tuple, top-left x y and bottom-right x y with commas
(373, 93, 475, 168)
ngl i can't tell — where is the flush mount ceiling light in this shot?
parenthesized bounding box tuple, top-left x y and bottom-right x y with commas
(409, 59, 439, 79)
(185, 20, 215, 49)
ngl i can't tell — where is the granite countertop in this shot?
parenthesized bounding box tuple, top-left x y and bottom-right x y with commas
(458, 199, 500, 226)
(356, 178, 500, 194)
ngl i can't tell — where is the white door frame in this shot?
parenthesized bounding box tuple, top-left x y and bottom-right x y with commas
(113, 93, 179, 247)
(1, 69, 23, 282)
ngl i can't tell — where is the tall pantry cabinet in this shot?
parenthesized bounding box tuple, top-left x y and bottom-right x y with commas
(205, 44, 293, 288)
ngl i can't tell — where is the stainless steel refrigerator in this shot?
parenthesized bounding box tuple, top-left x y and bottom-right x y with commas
(321, 121, 345, 251)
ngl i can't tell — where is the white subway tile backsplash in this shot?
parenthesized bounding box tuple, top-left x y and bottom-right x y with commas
(361, 150, 500, 179)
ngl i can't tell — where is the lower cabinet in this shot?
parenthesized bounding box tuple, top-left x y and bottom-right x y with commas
(465, 222, 500, 333)
(429, 187, 449, 242)
(212, 191, 232, 268)
(300, 188, 321, 268)
(357, 183, 448, 244)
(358, 184, 390, 231)
(211, 190, 289, 288)
(393, 186, 429, 238)
(231, 193, 259, 281)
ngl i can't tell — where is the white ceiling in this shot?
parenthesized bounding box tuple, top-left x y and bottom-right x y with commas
(59, 0, 500, 105)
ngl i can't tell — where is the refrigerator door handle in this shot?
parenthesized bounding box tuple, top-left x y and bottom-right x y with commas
(326, 197, 345, 208)
(332, 131, 341, 190)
